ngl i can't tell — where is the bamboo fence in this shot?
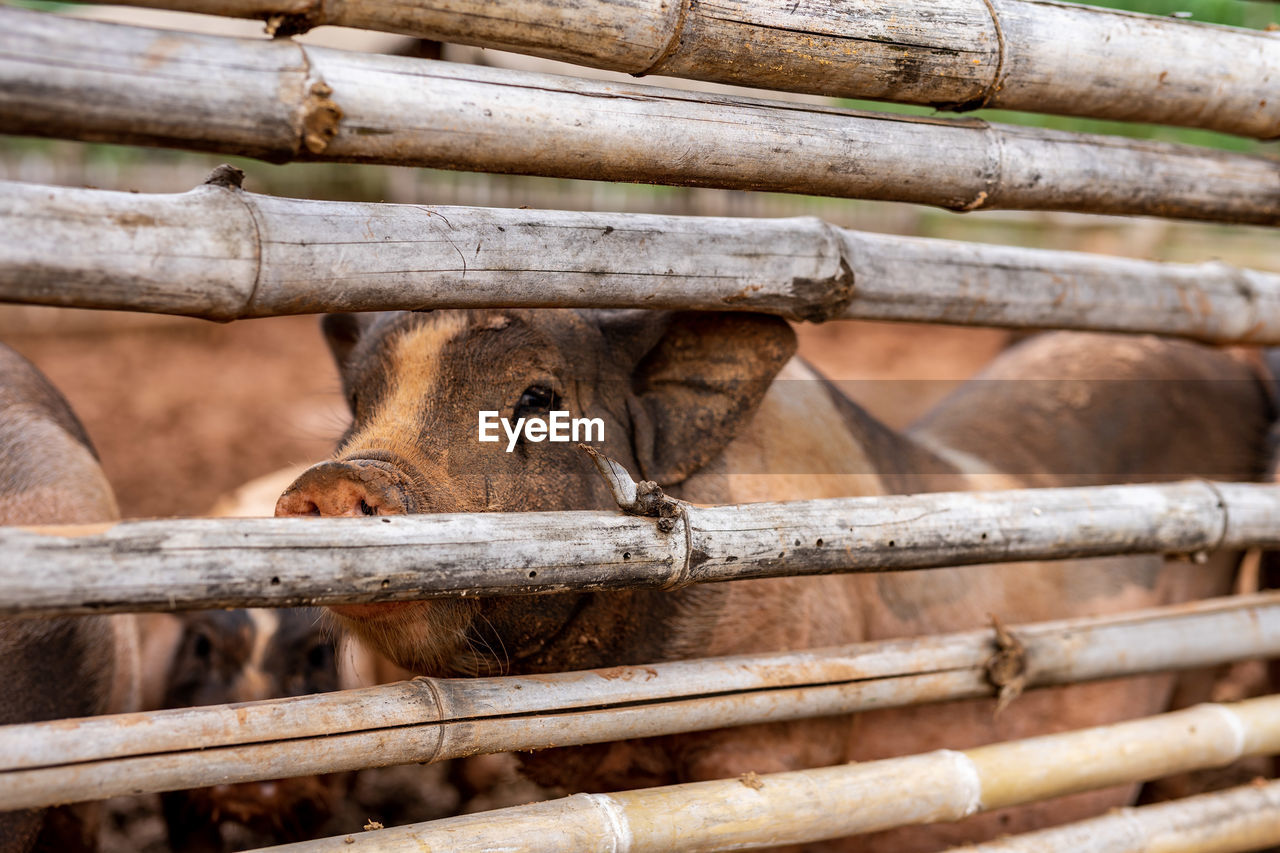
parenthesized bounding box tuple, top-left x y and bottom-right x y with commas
(5, 480, 1280, 617)
(3, 9, 1280, 224)
(5, 177, 1280, 340)
(1, 594, 1276, 810)
(76, 0, 1280, 140)
(230, 695, 1280, 851)
(948, 779, 1280, 853)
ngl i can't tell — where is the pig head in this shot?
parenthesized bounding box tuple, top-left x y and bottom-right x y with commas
(158, 608, 346, 851)
(276, 309, 796, 679)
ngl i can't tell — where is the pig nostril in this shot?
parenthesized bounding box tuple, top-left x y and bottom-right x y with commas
(294, 500, 321, 517)
(358, 498, 376, 516)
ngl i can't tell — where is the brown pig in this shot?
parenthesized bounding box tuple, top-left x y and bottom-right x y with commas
(157, 608, 345, 851)
(0, 343, 142, 853)
(276, 311, 1273, 850)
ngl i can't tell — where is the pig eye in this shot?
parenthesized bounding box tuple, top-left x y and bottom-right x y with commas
(306, 643, 332, 672)
(514, 385, 561, 417)
(192, 632, 212, 660)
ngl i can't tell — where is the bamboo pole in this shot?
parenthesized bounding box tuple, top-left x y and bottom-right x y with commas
(4, 481, 1280, 617)
(5, 178, 1280, 340)
(76, 0, 1280, 140)
(947, 779, 1280, 853)
(243, 696, 1280, 852)
(3, 9, 1279, 225)
(0, 594, 1277, 810)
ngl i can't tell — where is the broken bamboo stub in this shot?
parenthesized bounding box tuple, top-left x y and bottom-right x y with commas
(947, 778, 1280, 853)
(74, 0, 1280, 140)
(2, 9, 1279, 224)
(3, 480, 1280, 617)
(0, 594, 1277, 810)
(4, 177, 1280, 341)
(249, 695, 1280, 852)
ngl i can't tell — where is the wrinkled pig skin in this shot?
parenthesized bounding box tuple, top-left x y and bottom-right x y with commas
(277, 310, 1274, 850)
(0, 344, 143, 853)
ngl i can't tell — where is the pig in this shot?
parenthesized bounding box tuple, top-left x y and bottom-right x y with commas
(276, 310, 1273, 850)
(0, 343, 142, 853)
(157, 608, 346, 851)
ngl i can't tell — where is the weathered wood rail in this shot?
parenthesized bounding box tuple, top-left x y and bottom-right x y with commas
(5, 177, 1280, 340)
(3, 9, 1280, 224)
(4, 481, 1279, 617)
(949, 779, 1280, 852)
(79, 0, 1280, 140)
(242, 695, 1280, 851)
(1, 594, 1276, 810)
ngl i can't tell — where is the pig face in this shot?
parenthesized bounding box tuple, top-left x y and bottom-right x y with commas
(161, 609, 344, 847)
(163, 609, 339, 708)
(276, 309, 795, 677)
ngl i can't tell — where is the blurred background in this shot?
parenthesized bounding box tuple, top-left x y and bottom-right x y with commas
(1, 0, 1278, 519)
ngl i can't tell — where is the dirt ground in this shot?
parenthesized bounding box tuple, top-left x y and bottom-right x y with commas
(5, 311, 343, 518)
(4, 309, 1010, 519)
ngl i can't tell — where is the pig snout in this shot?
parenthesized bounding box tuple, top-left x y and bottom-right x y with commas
(275, 460, 416, 517)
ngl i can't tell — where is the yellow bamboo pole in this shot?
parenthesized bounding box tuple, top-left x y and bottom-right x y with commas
(252, 696, 1280, 852)
(947, 779, 1280, 853)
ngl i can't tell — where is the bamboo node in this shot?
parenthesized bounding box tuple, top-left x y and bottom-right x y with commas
(301, 80, 343, 154)
(787, 255, 855, 323)
(578, 445, 683, 532)
(202, 164, 245, 190)
(985, 614, 1027, 716)
(263, 0, 324, 38)
(580, 793, 634, 851)
(265, 12, 317, 38)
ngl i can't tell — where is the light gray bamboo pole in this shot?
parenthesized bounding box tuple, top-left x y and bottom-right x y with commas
(3, 481, 1280, 617)
(74, 0, 1280, 140)
(947, 779, 1280, 853)
(2, 9, 1279, 225)
(248, 696, 1280, 852)
(4, 178, 1280, 340)
(0, 594, 1277, 810)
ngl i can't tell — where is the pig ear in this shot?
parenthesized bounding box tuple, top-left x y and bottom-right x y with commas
(627, 312, 796, 485)
(321, 313, 371, 370)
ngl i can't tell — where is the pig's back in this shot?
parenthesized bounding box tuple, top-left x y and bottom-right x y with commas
(910, 332, 1273, 488)
(0, 344, 132, 853)
(0, 344, 116, 524)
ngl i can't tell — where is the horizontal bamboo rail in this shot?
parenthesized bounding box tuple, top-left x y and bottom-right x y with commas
(3, 9, 1279, 225)
(948, 779, 1280, 852)
(247, 695, 1280, 851)
(5, 178, 1280, 340)
(5, 481, 1280, 617)
(1, 594, 1276, 810)
(82, 0, 1280, 140)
